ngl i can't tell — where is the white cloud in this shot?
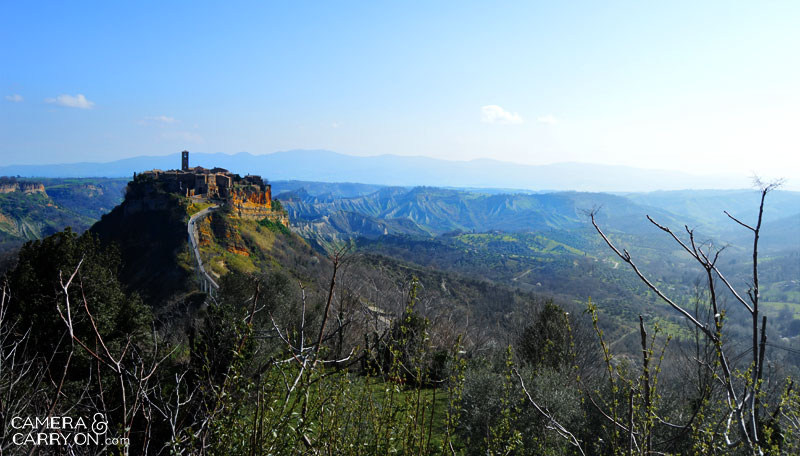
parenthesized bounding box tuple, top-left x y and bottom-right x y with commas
(536, 114, 558, 125)
(45, 94, 94, 109)
(143, 115, 176, 124)
(5, 94, 23, 102)
(481, 105, 523, 124)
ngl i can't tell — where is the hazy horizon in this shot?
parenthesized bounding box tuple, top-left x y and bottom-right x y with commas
(3, 149, 797, 192)
(0, 148, 769, 176)
(0, 148, 767, 180)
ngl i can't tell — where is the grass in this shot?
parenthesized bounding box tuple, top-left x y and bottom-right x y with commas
(225, 250, 258, 274)
(762, 301, 800, 318)
(355, 374, 453, 451)
(258, 217, 291, 236)
(195, 217, 294, 276)
(186, 200, 214, 217)
(240, 220, 276, 253)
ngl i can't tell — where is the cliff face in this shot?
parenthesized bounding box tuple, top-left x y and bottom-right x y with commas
(0, 183, 17, 194)
(0, 181, 46, 195)
(90, 183, 193, 302)
(228, 186, 271, 219)
(227, 186, 290, 227)
(20, 182, 46, 194)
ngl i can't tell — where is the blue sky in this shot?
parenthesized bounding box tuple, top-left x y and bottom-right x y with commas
(1, 1, 798, 184)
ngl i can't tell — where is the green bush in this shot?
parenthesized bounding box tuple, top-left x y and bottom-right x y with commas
(258, 217, 291, 236)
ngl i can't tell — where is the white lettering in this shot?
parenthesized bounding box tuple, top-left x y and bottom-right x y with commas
(105, 436, 130, 446)
(8, 416, 110, 447)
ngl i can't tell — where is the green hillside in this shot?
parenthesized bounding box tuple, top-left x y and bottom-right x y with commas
(0, 177, 128, 255)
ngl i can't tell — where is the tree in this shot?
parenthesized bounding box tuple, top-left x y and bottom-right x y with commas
(6, 228, 150, 363)
(2, 228, 167, 454)
(379, 279, 433, 384)
(517, 301, 573, 372)
(590, 180, 783, 455)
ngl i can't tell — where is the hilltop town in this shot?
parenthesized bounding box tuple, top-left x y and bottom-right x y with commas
(135, 150, 288, 225)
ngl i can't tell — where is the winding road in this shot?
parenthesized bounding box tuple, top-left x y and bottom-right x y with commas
(188, 204, 220, 293)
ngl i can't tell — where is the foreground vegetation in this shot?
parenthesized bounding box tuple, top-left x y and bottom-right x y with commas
(1, 180, 799, 454)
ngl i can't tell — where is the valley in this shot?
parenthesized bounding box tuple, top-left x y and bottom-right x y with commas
(277, 182, 800, 339)
(1, 168, 798, 455)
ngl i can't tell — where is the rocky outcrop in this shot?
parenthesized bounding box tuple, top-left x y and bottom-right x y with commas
(228, 186, 271, 219)
(0, 183, 17, 194)
(261, 210, 290, 226)
(20, 182, 46, 194)
(0, 180, 46, 195)
(227, 186, 290, 227)
(80, 184, 103, 196)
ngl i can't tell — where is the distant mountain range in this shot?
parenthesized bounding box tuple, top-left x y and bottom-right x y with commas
(0, 150, 767, 192)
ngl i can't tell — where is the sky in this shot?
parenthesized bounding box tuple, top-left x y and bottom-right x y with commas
(1, 1, 799, 185)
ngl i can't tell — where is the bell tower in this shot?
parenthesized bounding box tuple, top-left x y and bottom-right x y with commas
(181, 150, 189, 171)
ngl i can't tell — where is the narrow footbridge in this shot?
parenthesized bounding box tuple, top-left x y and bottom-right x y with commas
(187, 205, 220, 294)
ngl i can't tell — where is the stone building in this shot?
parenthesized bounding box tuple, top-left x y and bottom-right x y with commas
(135, 151, 288, 225)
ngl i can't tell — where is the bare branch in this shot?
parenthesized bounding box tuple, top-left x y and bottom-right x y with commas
(590, 212, 715, 339)
(515, 369, 586, 456)
(724, 211, 755, 231)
